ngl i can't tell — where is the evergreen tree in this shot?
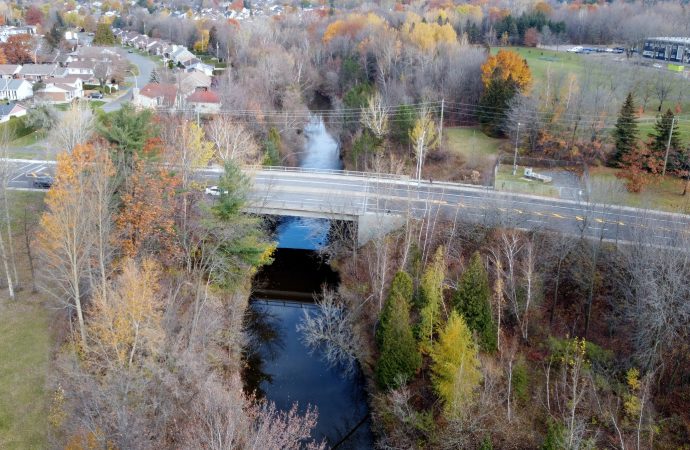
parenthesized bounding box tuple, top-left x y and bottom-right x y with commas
(478, 76, 518, 137)
(149, 69, 160, 84)
(649, 109, 680, 170)
(453, 252, 497, 352)
(375, 271, 421, 389)
(430, 311, 482, 418)
(611, 92, 639, 166)
(417, 247, 445, 354)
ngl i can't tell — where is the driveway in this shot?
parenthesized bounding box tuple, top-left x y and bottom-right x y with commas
(102, 51, 157, 113)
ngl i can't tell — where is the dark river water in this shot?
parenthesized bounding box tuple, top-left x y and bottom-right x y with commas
(243, 117, 374, 448)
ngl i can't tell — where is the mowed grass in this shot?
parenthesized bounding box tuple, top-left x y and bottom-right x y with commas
(444, 126, 504, 174)
(495, 165, 561, 197)
(588, 166, 690, 213)
(637, 120, 690, 148)
(491, 46, 585, 85)
(0, 295, 51, 450)
(0, 191, 50, 449)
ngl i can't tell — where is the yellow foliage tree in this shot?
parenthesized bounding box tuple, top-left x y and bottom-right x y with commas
(403, 14, 457, 51)
(87, 258, 163, 369)
(431, 311, 482, 418)
(481, 49, 532, 91)
(322, 13, 386, 44)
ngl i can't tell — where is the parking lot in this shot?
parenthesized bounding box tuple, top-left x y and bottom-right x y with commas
(6, 161, 54, 190)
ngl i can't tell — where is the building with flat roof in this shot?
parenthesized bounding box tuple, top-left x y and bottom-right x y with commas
(643, 37, 690, 63)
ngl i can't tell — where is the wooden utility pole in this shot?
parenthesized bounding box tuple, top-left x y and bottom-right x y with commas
(662, 116, 676, 177)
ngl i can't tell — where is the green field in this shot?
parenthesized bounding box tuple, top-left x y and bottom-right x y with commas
(638, 120, 690, 148)
(491, 46, 585, 87)
(495, 165, 561, 197)
(0, 298, 50, 450)
(445, 126, 503, 158)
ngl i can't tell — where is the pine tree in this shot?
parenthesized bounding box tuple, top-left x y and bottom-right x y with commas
(149, 69, 160, 84)
(417, 246, 445, 354)
(478, 76, 518, 137)
(430, 311, 482, 418)
(611, 92, 639, 166)
(649, 109, 680, 170)
(453, 252, 497, 352)
(375, 271, 421, 389)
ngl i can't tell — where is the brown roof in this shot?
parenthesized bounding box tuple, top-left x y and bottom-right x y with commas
(187, 89, 220, 104)
(139, 83, 178, 106)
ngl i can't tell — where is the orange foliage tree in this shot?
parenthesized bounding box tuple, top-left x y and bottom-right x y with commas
(115, 159, 179, 260)
(481, 49, 532, 91)
(1, 34, 33, 63)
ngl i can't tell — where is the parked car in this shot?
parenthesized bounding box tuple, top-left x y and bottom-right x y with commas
(32, 175, 54, 189)
(205, 186, 227, 196)
(653, 63, 663, 68)
(89, 92, 104, 99)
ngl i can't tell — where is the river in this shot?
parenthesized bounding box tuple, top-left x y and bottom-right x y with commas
(244, 116, 374, 448)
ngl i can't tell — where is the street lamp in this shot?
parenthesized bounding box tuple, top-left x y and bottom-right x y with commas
(126, 69, 138, 89)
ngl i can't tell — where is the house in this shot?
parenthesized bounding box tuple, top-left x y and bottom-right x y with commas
(35, 78, 83, 103)
(18, 64, 57, 82)
(0, 103, 28, 123)
(0, 25, 37, 43)
(170, 46, 196, 66)
(177, 71, 212, 97)
(186, 88, 221, 113)
(186, 61, 215, 77)
(0, 65, 21, 79)
(133, 83, 179, 109)
(65, 61, 95, 77)
(0, 79, 33, 101)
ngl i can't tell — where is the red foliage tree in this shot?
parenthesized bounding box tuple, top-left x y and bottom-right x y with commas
(1, 35, 33, 64)
(25, 6, 44, 26)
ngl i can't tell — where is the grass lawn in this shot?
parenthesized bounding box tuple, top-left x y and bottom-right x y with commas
(638, 120, 690, 148)
(588, 166, 690, 213)
(445, 126, 504, 159)
(10, 130, 45, 147)
(491, 46, 585, 86)
(0, 191, 50, 449)
(0, 295, 51, 450)
(495, 164, 561, 197)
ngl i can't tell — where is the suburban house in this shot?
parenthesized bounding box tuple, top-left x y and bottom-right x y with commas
(19, 64, 57, 82)
(186, 61, 215, 76)
(0, 25, 37, 43)
(35, 78, 84, 103)
(0, 65, 21, 79)
(178, 71, 212, 97)
(171, 46, 196, 66)
(0, 103, 27, 123)
(0, 79, 33, 101)
(186, 88, 221, 113)
(64, 61, 95, 77)
(133, 83, 179, 109)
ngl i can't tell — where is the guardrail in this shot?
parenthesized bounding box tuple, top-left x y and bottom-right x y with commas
(250, 165, 410, 181)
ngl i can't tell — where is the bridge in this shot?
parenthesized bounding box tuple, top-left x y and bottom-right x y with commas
(5, 159, 690, 246)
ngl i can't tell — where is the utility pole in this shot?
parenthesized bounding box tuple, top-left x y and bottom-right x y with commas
(662, 115, 676, 177)
(512, 122, 521, 176)
(439, 98, 445, 146)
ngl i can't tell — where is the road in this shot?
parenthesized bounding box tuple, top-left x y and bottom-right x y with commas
(6, 160, 689, 246)
(102, 52, 157, 113)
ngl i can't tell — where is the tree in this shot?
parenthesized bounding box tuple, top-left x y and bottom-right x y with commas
(430, 311, 482, 419)
(98, 103, 156, 173)
(1, 34, 33, 64)
(206, 116, 260, 164)
(390, 104, 416, 147)
(610, 92, 639, 166)
(481, 50, 532, 91)
(37, 145, 104, 348)
(649, 109, 680, 171)
(479, 76, 518, 137)
(45, 23, 63, 50)
(93, 22, 116, 45)
(149, 68, 160, 84)
(24, 5, 44, 25)
(417, 246, 445, 354)
(87, 258, 163, 368)
(24, 103, 58, 131)
(360, 93, 389, 142)
(51, 100, 96, 152)
(453, 252, 497, 352)
(375, 271, 421, 389)
(410, 108, 439, 180)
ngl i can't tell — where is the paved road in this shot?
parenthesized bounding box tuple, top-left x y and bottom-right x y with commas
(5, 160, 688, 246)
(103, 52, 157, 113)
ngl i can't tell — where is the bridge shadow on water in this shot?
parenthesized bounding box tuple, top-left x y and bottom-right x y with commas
(243, 216, 374, 449)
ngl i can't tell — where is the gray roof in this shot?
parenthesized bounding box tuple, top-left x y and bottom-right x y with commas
(0, 103, 24, 116)
(19, 64, 56, 76)
(0, 78, 29, 90)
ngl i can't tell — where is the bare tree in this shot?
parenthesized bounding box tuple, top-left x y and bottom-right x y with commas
(0, 133, 19, 298)
(50, 100, 96, 152)
(206, 115, 261, 164)
(360, 93, 389, 141)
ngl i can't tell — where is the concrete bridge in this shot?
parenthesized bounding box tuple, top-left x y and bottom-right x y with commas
(5, 159, 690, 247)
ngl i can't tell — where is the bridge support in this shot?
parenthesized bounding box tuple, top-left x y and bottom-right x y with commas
(357, 212, 405, 246)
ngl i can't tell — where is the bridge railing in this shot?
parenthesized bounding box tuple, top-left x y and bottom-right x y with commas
(248, 165, 410, 180)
